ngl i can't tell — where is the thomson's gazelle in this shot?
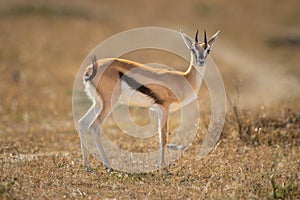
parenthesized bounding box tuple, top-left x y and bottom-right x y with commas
(79, 30, 220, 172)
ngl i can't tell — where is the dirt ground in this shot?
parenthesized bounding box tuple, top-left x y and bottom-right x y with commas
(0, 0, 299, 199)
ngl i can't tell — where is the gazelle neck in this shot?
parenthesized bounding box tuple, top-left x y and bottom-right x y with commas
(184, 53, 205, 94)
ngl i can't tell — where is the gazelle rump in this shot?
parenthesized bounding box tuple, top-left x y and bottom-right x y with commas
(78, 30, 220, 172)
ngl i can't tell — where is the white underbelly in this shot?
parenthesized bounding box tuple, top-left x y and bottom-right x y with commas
(119, 90, 155, 107)
(119, 80, 155, 107)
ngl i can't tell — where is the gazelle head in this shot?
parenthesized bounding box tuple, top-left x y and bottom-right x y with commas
(181, 30, 220, 66)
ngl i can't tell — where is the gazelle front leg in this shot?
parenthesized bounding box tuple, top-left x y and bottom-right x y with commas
(80, 142, 92, 172)
(151, 104, 168, 168)
(78, 103, 102, 171)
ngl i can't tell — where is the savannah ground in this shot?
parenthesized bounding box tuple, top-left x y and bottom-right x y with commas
(0, 0, 299, 199)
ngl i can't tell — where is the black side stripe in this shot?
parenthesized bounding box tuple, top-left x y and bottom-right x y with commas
(85, 55, 97, 82)
(118, 71, 164, 105)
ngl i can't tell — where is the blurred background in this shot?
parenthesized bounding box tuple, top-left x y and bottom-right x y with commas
(0, 0, 299, 125)
(0, 0, 299, 133)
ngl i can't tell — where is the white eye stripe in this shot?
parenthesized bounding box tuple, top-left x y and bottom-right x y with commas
(191, 47, 200, 58)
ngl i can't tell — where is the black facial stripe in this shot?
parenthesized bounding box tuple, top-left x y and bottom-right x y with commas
(118, 72, 164, 105)
(191, 48, 196, 55)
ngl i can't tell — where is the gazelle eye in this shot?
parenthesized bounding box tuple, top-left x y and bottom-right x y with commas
(207, 49, 211, 54)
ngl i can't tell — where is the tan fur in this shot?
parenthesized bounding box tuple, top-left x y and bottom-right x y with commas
(85, 58, 200, 107)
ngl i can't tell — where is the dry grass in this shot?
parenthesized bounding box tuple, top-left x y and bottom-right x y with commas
(0, 0, 299, 199)
(1, 110, 299, 199)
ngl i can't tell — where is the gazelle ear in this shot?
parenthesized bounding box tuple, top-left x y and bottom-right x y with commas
(208, 30, 220, 47)
(180, 30, 193, 49)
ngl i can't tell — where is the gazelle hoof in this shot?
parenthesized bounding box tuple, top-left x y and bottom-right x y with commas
(86, 166, 93, 172)
(105, 166, 113, 173)
(158, 162, 166, 169)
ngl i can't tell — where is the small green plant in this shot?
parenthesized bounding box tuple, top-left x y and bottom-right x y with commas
(0, 184, 5, 193)
(269, 175, 295, 199)
(0, 182, 12, 194)
(269, 163, 298, 199)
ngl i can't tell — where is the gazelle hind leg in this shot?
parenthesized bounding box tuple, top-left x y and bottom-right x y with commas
(89, 100, 116, 172)
(78, 102, 102, 171)
(90, 127, 111, 171)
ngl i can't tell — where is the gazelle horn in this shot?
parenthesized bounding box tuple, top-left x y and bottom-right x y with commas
(204, 30, 207, 44)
